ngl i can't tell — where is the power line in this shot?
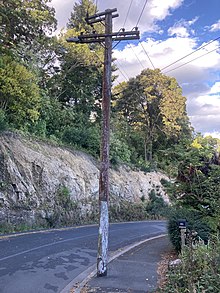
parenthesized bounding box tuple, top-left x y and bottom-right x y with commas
(123, 0, 134, 28)
(164, 46, 220, 74)
(128, 42, 145, 70)
(140, 42, 155, 69)
(114, 60, 130, 80)
(136, 0, 149, 27)
(161, 36, 220, 72)
(95, 0, 99, 13)
(116, 66, 129, 81)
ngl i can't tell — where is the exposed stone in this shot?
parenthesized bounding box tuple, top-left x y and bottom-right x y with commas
(0, 132, 170, 227)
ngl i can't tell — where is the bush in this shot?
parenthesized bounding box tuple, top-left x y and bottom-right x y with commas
(109, 200, 148, 222)
(161, 235, 220, 292)
(145, 189, 169, 219)
(62, 125, 100, 156)
(168, 207, 211, 252)
(0, 109, 8, 131)
(110, 134, 131, 164)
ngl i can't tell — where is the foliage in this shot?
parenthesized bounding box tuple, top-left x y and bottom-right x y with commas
(31, 96, 76, 138)
(62, 124, 100, 156)
(161, 236, 220, 292)
(0, 0, 57, 53)
(154, 134, 193, 177)
(110, 133, 131, 164)
(0, 109, 8, 131)
(167, 207, 212, 252)
(113, 69, 192, 162)
(109, 200, 148, 222)
(0, 56, 41, 128)
(145, 189, 169, 219)
(171, 135, 220, 231)
(67, 0, 101, 33)
(0, 221, 48, 234)
(56, 28, 103, 122)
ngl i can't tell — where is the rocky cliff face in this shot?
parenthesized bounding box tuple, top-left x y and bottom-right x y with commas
(0, 132, 169, 229)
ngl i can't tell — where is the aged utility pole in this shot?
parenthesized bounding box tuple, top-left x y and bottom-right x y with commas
(96, 9, 113, 277)
(67, 8, 139, 277)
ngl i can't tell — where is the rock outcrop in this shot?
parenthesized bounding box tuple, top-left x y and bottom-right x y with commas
(0, 132, 169, 228)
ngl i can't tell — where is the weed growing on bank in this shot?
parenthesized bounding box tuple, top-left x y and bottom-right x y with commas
(160, 235, 220, 292)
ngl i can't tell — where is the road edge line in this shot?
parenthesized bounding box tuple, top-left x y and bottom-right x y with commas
(60, 233, 167, 293)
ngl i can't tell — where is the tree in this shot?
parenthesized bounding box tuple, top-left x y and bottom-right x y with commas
(0, 0, 56, 52)
(174, 135, 220, 231)
(67, 0, 101, 33)
(0, 56, 41, 128)
(55, 0, 104, 124)
(0, 0, 58, 88)
(114, 69, 191, 162)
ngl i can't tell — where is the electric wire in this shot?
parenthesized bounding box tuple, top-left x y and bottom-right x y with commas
(116, 65, 130, 81)
(164, 46, 220, 74)
(128, 42, 145, 70)
(123, 0, 134, 28)
(161, 36, 220, 72)
(136, 0, 149, 27)
(140, 42, 155, 69)
(114, 60, 130, 80)
(95, 0, 98, 13)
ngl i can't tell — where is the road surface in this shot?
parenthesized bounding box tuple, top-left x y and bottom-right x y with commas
(0, 221, 167, 293)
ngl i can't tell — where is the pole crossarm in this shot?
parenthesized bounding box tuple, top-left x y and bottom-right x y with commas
(67, 8, 140, 45)
(67, 31, 140, 44)
(85, 8, 119, 25)
(66, 30, 140, 44)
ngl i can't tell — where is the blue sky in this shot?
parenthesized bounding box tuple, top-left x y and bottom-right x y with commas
(50, 0, 220, 138)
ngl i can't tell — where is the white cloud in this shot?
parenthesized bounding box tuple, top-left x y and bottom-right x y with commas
(149, 0, 183, 21)
(49, 0, 75, 31)
(167, 17, 198, 38)
(168, 26, 190, 37)
(187, 82, 220, 134)
(204, 131, 220, 139)
(210, 19, 220, 32)
(210, 81, 220, 94)
(113, 34, 220, 134)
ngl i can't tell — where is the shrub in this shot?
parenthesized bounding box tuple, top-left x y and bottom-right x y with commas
(62, 125, 100, 156)
(145, 190, 169, 219)
(109, 200, 148, 222)
(0, 109, 8, 131)
(161, 235, 220, 292)
(168, 207, 211, 252)
(110, 134, 131, 164)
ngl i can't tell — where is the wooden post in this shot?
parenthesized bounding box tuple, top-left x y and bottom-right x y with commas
(181, 228, 186, 251)
(97, 9, 113, 277)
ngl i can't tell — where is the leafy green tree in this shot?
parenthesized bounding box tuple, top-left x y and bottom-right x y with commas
(0, 56, 41, 128)
(0, 0, 56, 52)
(114, 69, 191, 162)
(173, 135, 220, 231)
(1, 0, 58, 89)
(55, 0, 104, 124)
(67, 0, 99, 32)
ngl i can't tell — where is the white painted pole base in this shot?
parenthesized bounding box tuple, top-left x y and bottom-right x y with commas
(97, 200, 109, 277)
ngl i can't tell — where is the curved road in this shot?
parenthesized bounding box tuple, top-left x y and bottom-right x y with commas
(0, 221, 167, 293)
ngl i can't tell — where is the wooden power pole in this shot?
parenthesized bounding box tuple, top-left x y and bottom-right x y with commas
(67, 8, 140, 277)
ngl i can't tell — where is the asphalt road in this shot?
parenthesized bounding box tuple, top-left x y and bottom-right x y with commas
(0, 221, 167, 293)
